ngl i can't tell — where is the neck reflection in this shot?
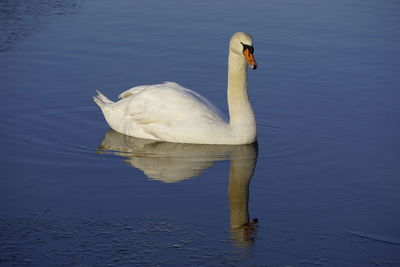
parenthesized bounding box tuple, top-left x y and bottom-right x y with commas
(97, 129, 258, 246)
(228, 150, 258, 247)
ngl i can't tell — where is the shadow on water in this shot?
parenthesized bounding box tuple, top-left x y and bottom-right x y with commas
(97, 129, 259, 248)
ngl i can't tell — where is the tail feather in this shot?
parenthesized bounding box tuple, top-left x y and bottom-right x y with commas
(93, 90, 114, 108)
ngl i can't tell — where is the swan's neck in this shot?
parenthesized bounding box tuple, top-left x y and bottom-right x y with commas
(227, 51, 256, 143)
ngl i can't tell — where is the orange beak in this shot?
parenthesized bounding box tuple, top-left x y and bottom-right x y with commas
(243, 48, 257, 70)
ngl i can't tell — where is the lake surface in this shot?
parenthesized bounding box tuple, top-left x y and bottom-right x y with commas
(1, 0, 399, 265)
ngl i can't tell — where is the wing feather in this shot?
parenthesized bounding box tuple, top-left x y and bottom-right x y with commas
(124, 82, 227, 130)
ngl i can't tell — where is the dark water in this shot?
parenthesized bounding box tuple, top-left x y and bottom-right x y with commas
(1, 0, 400, 265)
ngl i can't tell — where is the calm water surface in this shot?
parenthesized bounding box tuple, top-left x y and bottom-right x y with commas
(1, 0, 399, 265)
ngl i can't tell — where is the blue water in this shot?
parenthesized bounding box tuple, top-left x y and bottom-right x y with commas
(1, 0, 400, 265)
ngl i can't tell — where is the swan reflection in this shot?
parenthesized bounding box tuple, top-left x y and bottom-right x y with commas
(98, 129, 259, 246)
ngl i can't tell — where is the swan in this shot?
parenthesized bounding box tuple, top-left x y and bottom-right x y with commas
(94, 32, 258, 145)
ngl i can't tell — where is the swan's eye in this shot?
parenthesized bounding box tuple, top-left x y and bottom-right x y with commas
(241, 42, 254, 54)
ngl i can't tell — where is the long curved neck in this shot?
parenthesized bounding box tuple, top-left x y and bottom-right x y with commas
(227, 50, 256, 142)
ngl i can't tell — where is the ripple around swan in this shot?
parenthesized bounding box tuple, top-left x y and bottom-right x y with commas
(0, 106, 105, 167)
(0, 106, 308, 166)
(257, 119, 308, 159)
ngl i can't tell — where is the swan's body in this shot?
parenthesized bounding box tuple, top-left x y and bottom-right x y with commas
(94, 32, 258, 145)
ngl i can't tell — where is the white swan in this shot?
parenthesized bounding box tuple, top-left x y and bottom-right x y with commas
(94, 32, 258, 145)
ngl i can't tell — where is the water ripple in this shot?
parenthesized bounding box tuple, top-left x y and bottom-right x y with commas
(0, 0, 81, 52)
(257, 119, 308, 159)
(0, 215, 252, 266)
(0, 106, 103, 166)
(346, 229, 400, 246)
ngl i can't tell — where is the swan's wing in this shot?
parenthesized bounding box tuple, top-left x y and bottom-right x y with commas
(118, 85, 149, 99)
(124, 82, 228, 129)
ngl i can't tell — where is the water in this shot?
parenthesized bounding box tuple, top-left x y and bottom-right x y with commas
(1, 0, 399, 265)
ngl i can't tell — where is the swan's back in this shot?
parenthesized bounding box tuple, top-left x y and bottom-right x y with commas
(95, 82, 230, 144)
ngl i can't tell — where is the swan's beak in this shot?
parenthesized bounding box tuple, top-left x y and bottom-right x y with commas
(243, 49, 257, 70)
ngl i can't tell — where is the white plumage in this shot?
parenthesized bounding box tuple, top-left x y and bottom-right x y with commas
(94, 32, 258, 145)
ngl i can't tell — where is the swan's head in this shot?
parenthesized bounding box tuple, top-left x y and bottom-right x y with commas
(230, 32, 257, 70)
